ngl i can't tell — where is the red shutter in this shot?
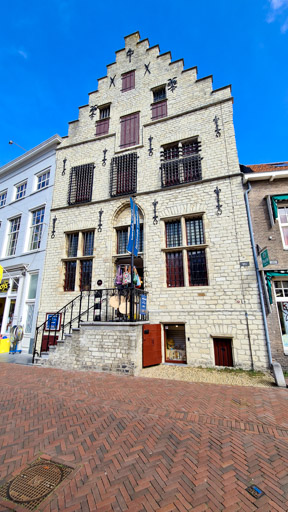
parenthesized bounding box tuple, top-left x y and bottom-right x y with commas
(96, 119, 109, 136)
(151, 100, 167, 120)
(122, 71, 135, 92)
(120, 113, 139, 148)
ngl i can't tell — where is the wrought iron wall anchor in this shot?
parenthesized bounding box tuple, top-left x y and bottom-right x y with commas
(152, 200, 158, 224)
(89, 105, 98, 119)
(110, 75, 116, 88)
(214, 187, 222, 215)
(62, 158, 67, 176)
(167, 77, 177, 92)
(148, 136, 153, 156)
(51, 216, 57, 238)
(213, 116, 221, 137)
(144, 62, 151, 75)
(102, 149, 107, 166)
(126, 48, 134, 62)
(98, 209, 103, 232)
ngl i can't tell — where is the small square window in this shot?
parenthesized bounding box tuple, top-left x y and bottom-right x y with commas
(99, 105, 110, 119)
(15, 181, 27, 200)
(0, 190, 7, 207)
(37, 170, 50, 190)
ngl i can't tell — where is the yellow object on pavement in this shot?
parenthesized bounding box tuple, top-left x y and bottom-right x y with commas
(0, 338, 10, 353)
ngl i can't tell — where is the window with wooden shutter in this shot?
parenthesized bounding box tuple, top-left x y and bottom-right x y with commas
(120, 113, 140, 148)
(110, 152, 137, 197)
(121, 70, 135, 92)
(68, 163, 94, 205)
(151, 100, 167, 120)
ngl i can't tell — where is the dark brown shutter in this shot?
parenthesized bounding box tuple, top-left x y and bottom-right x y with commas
(121, 71, 135, 92)
(96, 119, 109, 136)
(166, 252, 184, 287)
(151, 100, 167, 120)
(120, 113, 139, 148)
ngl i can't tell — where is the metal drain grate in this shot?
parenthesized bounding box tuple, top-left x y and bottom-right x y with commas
(0, 458, 73, 510)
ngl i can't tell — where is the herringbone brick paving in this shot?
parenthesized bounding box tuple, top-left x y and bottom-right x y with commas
(0, 364, 288, 511)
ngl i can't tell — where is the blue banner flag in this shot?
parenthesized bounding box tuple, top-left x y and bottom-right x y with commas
(126, 198, 135, 253)
(134, 204, 140, 257)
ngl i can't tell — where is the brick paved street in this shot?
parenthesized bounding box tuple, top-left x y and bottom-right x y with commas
(0, 364, 288, 511)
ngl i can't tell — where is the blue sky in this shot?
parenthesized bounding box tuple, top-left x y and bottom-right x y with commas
(0, 0, 287, 166)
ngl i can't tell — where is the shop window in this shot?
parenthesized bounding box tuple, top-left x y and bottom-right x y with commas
(160, 139, 202, 188)
(15, 181, 27, 200)
(0, 190, 7, 207)
(68, 163, 94, 205)
(6, 299, 16, 333)
(37, 170, 50, 190)
(164, 216, 208, 287)
(7, 216, 21, 256)
(165, 324, 187, 363)
(121, 70, 135, 92)
(29, 207, 45, 251)
(63, 231, 94, 291)
(28, 274, 38, 300)
(274, 280, 288, 354)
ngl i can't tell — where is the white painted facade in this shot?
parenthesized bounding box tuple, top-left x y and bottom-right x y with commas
(0, 135, 61, 352)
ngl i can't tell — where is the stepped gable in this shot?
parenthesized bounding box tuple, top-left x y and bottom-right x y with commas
(60, 31, 232, 145)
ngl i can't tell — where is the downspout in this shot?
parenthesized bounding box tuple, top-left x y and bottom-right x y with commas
(244, 181, 273, 366)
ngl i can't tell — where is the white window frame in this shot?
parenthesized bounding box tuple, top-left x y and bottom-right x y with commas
(36, 169, 50, 191)
(24, 272, 39, 334)
(274, 280, 288, 354)
(29, 206, 45, 251)
(15, 180, 27, 200)
(6, 216, 21, 256)
(0, 189, 7, 207)
(277, 204, 288, 250)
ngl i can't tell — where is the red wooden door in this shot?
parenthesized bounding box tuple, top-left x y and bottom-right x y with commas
(143, 325, 162, 367)
(213, 338, 233, 367)
(41, 334, 58, 352)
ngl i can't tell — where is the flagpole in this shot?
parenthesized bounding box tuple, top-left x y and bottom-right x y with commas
(130, 201, 135, 322)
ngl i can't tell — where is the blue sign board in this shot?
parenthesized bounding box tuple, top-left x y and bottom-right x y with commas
(140, 295, 147, 315)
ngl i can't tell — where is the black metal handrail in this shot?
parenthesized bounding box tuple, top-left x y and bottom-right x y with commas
(32, 287, 148, 362)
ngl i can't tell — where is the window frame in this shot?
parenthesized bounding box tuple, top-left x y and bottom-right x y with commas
(277, 204, 288, 249)
(29, 206, 45, 251)
(120, 112, 140, 149)
(116, 225, 143, 255)
(163, 215, 208, 288)
(63, 230, 95, 291)
(15, 181, 27, 201)
(0, 190, 7, 207)
(160, 138, 202, 188)
(95, 105, 110, 136)
(274, 280, 288, 354)
(6, 216, 21, 256)
(36, 169, 50, 190)
(68, 163, 94, 205)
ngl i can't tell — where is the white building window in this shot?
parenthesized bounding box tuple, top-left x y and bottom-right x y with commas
(29, 207, 45, 251)
(7, 216, 21, 256)
(278, 206, 288, 249)
(275, 280, 288, 354)
(25, 273, 39, 334)
(0, 190, 7, 207)
(37, 170, 50, 190)
(15, 181, 27, 200)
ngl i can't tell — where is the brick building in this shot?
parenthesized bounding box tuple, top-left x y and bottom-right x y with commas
(243, 161, 288, 370)
(35, 32, 269, 373)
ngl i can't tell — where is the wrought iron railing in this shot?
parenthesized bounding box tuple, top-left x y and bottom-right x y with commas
(32, 287, 148, 362)
(160, 153, 202, 188)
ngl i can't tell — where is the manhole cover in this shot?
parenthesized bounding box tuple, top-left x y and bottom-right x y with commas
(0, 458, 73, 510)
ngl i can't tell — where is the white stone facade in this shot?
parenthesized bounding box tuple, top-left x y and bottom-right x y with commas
(0, 135, 61, 352)
(37, 32, 269, 370)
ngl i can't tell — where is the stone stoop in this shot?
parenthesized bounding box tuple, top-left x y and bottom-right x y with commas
(33, 322, 147, 376)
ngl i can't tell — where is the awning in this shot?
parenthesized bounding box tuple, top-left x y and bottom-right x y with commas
(271, 195, 288, 219)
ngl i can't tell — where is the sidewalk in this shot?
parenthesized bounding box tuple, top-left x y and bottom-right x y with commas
(0, 363, 288, 511)
(0, 352, 33, 365)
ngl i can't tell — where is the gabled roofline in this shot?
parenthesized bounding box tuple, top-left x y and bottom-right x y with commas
(0, 135, 62, 176)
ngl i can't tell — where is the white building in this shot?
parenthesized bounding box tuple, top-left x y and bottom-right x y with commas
(0, 135, 61, 352)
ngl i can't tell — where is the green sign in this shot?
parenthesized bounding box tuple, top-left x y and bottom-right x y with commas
(261, 249, 270, 267)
